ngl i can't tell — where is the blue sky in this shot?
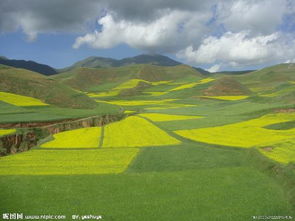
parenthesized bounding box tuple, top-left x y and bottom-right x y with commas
(0, 0, 294, 71)
(0, 31, 143, 68)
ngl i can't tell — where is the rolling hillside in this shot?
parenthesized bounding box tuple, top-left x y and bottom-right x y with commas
(203, 76, 251, 96)
(53, 61, 295, 104)
(61, 54, 185, 72)
(233, 63, 295, 104)
(0, 65, 96, 108)
(0, 57, 57, 75)
(55, 64, 204, 92)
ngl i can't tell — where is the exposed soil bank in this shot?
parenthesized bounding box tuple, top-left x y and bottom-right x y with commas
(0, 114, 124, 156)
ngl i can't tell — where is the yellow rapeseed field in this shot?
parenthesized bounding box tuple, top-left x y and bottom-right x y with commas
(175, 113, 295, 148)
(0, 148, 139, 175)
(124, 110, 136, 114)
(87, 79, 171, 98)
(0, 91, 48, 106)
(0, 129, 16, 136)
(170, 78, 214, 91)
(259, 139, 295, 164)
(41, 127, 101, 148)
(114, 79, 170, 89)
(103, 116, 181, 148)
(140, 113, 203, 122)
(200, 96, 249, 101)
(87, 91, 119, 97)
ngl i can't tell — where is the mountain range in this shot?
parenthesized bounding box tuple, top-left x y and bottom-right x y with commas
(0, 54, 210, 75)
(0, 56, 57, 75)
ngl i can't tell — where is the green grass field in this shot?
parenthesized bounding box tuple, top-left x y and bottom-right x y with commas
(0, 63, 294, 220)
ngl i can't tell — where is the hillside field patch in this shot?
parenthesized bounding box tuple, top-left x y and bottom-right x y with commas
(139, 113, 203, 122)
(200, 95, 249, 101)
(41, 127, 101, 148)
(0, 148, 138, 175)
(103, 116, 181, 148)
(0, 129, 16, 136)
(175, 113, 295, 150)
(0, 91, 48, 106)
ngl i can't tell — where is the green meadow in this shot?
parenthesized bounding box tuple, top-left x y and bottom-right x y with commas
(0, 63, 294, 220)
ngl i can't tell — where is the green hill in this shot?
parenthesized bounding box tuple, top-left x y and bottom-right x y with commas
(236, 63, 295, 88)
(214, 70, 255, 75)
(55, 65, 143, 91)
(203, 76, 251, 96)
(0, 65, 97, 108)
(230, 63, 295, 103)
(61, 54, 182, 72)
(55, 64, 204, 92)
(118, 54, 181, 66)
(0, 57, 57, 75)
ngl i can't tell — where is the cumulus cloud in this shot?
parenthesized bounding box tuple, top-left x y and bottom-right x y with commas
(0, 0, 103, 40)
(104, 0, 214, 21)
(0, 0, 213, 40)
(1, 0, 295, 69)
(177, 31, 295, 67)
(217, 0, 288, 35)
(285, 58, 295, 63)
(73, 10, 210, 52)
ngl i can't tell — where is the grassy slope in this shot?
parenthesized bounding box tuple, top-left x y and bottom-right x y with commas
(55, 64, 203, 92)
(0, 65, 97, 109)
(234, 64, 295, 104)
(0, 66, 121, 122)
(0, 103, 121, 123)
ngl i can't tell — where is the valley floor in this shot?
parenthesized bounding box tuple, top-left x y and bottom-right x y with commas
(0, 96, 294, 221)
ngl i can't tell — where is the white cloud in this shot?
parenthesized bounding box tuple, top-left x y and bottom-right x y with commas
(0, 0, 103, 40)
(1, 0, 295, 69)
(206, 64, 221, 72)
(177, 31, 295, 67)
(73, 11, 210, 53)
(285, 58, 295, 63)
(217, 0, 287, 35)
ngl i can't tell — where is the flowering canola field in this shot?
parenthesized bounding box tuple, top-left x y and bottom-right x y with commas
(175, 113, 295, 149)
(41, 127, 101, 148)
(259, 139, 295, 164)
(88, 79, 171, 97)
(0, 129, 16, 136)
(0, 148, 138, 175)
(103, 116, 181, 148)
(169, 78, 214, 91)
(139, 113, 203, 122)
(0, 91, 48, 106)
(200, 96, 249, 101)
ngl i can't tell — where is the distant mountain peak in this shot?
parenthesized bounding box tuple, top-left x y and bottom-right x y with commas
(62, 54, 183, 72)
(118, 54, 181, 66)
(0, 57, 57, 75)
